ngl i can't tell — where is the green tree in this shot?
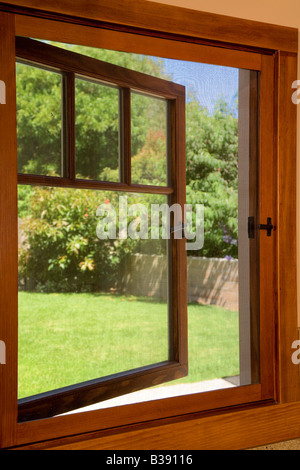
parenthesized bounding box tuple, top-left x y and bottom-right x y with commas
(16, 63, 62, 175)
(185, 98, 238, 258)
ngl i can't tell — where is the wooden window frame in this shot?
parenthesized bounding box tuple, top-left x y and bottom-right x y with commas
(0, 0, 299, 450)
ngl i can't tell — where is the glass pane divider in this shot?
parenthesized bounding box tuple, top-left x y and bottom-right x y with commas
(17, 174, 174, 195)
(62, 71, 75, 180)
(119, 87, 131, 185)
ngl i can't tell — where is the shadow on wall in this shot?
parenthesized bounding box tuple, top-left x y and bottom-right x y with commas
(119, 254, 239, 311)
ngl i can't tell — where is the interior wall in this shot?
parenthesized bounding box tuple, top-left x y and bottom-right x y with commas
(147, 0, 300, 27)
(149, 0, 300, 326)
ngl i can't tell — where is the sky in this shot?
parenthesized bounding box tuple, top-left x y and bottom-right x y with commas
(162, 58, 239, 114)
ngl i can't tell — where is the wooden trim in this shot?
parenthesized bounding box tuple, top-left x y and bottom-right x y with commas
(14, 14, 263, 71)
(63, 72, 75, 179)
(13, 400, 300, 450)
(0, 11, 18, 449)
(15, 384, 263, 447)
(120, 87, 131, 185)
(258, 54, 277, 400)
(276, 51, 300, 403)
(3, 0, 298, 53)
(17, 174, 175, 196)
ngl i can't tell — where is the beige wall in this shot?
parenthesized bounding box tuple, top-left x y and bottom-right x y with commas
(149, 0, 300, 326)
(148, 0, 300, 27)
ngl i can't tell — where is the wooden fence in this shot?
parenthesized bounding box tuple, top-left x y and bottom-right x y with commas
(119, 254, 238, 310)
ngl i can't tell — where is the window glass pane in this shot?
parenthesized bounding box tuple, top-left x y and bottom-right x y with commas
(131, 92, 168, 186)
(18, 186, 169, 398)
(16, 62, 62, 176)
(75, 77, 120, 182)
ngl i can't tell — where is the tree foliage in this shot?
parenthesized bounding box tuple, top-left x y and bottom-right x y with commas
(17, 63, 62, 175)
(17, 44, 169, 179)
(186, 98, 238, 258)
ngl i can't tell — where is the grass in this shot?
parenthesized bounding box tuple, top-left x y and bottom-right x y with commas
(18, 291, 239, 399)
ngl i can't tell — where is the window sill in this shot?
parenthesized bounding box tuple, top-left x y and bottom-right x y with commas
(10, 399, 300, 450)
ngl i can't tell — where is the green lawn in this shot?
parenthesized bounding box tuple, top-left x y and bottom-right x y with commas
(18, 292, 239, 399)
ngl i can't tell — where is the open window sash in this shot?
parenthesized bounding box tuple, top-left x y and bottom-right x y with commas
(16, 38, 187, 422)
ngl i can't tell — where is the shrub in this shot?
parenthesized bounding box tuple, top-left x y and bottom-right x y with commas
(18, 186, 136, 293)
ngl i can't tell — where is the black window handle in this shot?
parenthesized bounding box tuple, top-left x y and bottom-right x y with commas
(248, 217, 275, 238)
(258, 217, 274, 236)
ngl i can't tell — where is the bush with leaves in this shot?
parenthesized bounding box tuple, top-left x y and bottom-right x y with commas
(18, 186, 167, 293)
(18, 187, 139, 292)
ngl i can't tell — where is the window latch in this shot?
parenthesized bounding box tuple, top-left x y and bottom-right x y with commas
(259, 217, 274, 237)
(248, 217, 275, 238)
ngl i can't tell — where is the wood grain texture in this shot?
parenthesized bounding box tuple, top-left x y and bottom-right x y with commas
(12, 401, 300, 450)
(258, 54, 277, 400)
(17, 174, 174, 195)
(119, 87, 131, 185)
(0, 11, 18, 449)
(3, 0, 298, 52)
(16, 384, 262, 447)
(276, 52, 300, 403)
(14, 14, 263, 71)
(63, 72, 75, 179)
